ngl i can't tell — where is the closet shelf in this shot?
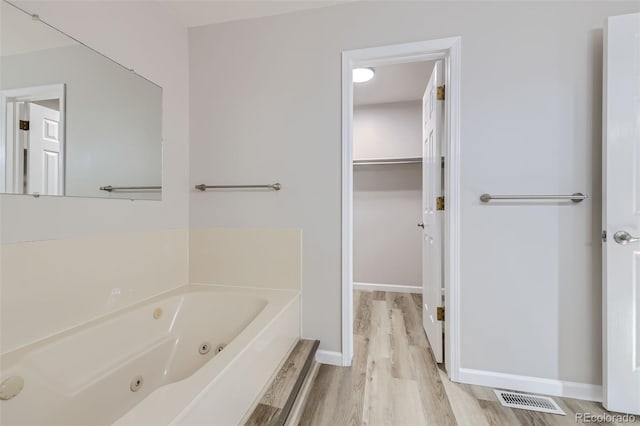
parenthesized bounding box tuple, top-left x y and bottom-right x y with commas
(353, 157, 421, 166)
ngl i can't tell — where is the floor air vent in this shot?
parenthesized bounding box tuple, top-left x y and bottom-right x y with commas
(494, 390, 566, 415)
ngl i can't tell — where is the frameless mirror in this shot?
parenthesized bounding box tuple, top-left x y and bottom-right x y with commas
(0, 1, 162, 200)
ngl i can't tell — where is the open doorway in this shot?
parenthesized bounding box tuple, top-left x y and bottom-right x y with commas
(341, 37, 461, 381)
(352, 60, 433, 294)
(352, 59, 446, 365)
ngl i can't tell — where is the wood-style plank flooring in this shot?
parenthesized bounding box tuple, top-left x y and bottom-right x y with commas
(246, 339, 319, 426)
(299, 290, 637, 425)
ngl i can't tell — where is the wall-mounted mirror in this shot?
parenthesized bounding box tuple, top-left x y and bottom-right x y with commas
(0, 1, 162, 200)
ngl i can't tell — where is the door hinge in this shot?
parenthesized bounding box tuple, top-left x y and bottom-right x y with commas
(437, 307, 445, 321)
(437, 85, 445, 101)
(19, 120, 29, 131)
(436, 196, 445, 211)
(602, 230, 607, 243)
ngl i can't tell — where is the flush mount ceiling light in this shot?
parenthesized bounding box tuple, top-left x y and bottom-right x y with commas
(352, 67, 375, 83)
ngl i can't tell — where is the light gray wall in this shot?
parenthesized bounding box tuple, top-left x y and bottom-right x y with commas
(354, 163, 422, 286)
(189, 1, 639, 385)
(353, 101, 422, 286)
(353, 100, 422, 160)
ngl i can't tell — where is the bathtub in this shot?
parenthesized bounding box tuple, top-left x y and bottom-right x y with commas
(0, 284, 300, 425)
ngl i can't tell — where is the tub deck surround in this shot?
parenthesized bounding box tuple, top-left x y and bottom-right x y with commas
(0, 284, 300, 426)
(0, 228, 190, 354)
(189, 227, 302, 291)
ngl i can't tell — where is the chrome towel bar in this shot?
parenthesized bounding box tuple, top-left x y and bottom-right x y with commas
(195, 183, 281, 191)
(480, 193, 587, 203)
(100, 185, 161, 192)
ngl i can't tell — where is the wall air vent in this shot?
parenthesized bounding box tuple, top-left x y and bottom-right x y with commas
(494, 390, 566, 415)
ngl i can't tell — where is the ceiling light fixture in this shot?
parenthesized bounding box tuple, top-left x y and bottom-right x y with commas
(353, 67, 375, 83)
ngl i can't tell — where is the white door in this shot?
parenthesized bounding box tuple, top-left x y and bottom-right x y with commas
(603, 12, 640, 415)
(421, 61, 444, 363)
(27, 102, 63, 196)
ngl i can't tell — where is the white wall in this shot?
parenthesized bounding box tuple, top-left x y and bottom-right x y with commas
(353, 101, 422, 287)
(189, 1, 640, 388)
(0, 0, 189, 352)
(353, 100, 421, 160)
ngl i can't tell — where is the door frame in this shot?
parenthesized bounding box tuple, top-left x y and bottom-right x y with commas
(341, 36, 462, 381)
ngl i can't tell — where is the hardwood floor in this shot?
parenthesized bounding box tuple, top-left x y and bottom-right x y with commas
(299, 290, 636, 426)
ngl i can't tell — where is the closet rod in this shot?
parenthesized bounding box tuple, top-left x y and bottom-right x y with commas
(353, 158, 422, 166)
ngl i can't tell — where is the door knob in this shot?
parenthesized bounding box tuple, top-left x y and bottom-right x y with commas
(417, 223, 424, 228)
(613, 231, 640, 245)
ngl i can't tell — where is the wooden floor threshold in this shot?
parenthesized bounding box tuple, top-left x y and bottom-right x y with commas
(245, 339, 320, 426)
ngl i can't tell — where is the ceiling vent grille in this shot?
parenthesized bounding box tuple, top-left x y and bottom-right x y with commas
(494, 390, 566, 415)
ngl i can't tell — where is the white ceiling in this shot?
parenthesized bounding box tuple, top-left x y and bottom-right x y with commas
(162, 1, 352, 28)
(354, 61, 435, 106)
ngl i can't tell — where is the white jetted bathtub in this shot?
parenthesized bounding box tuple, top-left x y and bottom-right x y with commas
(0, 285, 300, 425)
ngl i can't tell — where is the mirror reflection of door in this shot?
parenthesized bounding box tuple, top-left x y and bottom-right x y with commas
(1, 84, 65, 196)
(27, 100, 62, 195)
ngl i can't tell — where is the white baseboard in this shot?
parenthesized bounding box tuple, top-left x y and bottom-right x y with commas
(353, 282, 422, 294)
(315, 350, 343, 366)
(458, 368, 602, 402)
